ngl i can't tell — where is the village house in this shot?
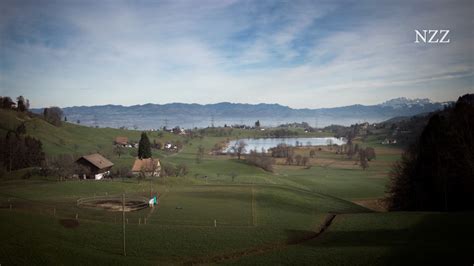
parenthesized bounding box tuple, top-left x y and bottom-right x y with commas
(114, 136, 129, 147)
(76, 153, 114, 180)
(131, 158, 161, 177)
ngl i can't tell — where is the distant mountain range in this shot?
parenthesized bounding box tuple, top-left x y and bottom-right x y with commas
(32, 98, 451, 129)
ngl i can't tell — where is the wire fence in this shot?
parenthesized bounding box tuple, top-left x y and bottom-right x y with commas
(0, 193, 153, 225)
(77, 195, 149, 212)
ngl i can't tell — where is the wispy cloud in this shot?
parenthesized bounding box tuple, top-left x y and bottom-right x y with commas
(0, 0, 472, 108)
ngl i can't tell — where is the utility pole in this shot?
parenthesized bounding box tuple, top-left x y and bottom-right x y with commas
(314, 110, 319, 129)
(122, 193, 126, 256)
(150, 178, 153, 198)
(93, 114, 98, 128)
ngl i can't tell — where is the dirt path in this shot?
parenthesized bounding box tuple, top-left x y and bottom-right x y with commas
(183, 213, 337, 265)
(352, 198, 388, 212)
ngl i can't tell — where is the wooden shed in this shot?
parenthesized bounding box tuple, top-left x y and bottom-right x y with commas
(76, 153, 114, 180)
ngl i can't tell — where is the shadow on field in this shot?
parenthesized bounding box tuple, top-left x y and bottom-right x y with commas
(59, 218, 79, 229)
(299, 212, 474, 265)
(284, 229, 319, 243)
(180, 190, 251, 203)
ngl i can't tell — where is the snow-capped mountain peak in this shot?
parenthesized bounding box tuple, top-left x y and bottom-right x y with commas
(381, 97, 432, 109)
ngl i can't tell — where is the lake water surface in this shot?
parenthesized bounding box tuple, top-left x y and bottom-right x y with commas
(225, 137, 346, 153)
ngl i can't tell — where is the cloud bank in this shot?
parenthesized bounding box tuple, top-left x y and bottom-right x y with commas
(1, 0, 472, 108)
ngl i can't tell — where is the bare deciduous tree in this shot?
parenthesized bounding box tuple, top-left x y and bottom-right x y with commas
(231, 140, 247, 160)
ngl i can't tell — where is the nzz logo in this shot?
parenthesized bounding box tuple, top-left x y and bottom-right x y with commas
(415, 29, 450, 44)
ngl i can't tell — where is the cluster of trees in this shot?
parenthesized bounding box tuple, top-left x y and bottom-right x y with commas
(336, 142, 360, 159)
(0, 96, 29, 111)
(356, 147, 375, 170)
(245, 150, 274, 172)
(269, 144, 310, 166)
(0, 125, 45, 171)
(43, 107, 64, 126)
(161, 163, 189, 177)
(262, 128, 298, 138)
(387, 94, 474, 211)
(197, 127, 233, 137)
(41, 154, 90, 180)
(336, 141, 376, 170)
(2, 96, 65, 128)
(270, 143, 293, 158)
(294, 154, 309, 166)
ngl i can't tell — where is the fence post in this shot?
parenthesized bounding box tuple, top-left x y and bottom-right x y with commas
(75, 213, 78, 220)
(122, 193, 126, 256)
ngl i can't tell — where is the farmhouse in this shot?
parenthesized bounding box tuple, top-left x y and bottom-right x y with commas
(132, 158, 161, 177)
(114, 136, 129, 147)
(76, 153, 114, 180)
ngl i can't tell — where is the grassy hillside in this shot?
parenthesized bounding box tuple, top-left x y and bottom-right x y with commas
(0, 109, 188, 169)
(229, 212, 474, 265)
(0, 179, 369, 265)
(1, 109, 472, 265)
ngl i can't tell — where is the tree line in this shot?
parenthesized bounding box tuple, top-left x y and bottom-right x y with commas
(1, 95, 64, 127)
(387, 94, 474, 211)
(0, 95, 29, 112)
(0, 124, 45, 172)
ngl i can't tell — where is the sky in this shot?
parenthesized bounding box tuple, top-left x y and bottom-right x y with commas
(0, 0, 473, 108)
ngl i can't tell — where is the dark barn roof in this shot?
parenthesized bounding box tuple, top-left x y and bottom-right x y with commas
(77, 154, 114, 170)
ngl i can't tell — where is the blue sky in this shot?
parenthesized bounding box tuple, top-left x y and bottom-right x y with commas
(0, 0, 472, 108)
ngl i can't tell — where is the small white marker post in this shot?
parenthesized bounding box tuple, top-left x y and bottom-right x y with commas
(214, 219, 217, 228)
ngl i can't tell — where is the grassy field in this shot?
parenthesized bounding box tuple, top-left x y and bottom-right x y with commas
(1, 110, 473, 265)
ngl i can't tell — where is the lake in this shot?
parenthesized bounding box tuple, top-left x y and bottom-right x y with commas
(225, 137, 346, 154)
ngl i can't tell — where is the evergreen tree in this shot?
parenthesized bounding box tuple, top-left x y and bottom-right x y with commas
(16, 96, 27, 112)
(138, 132, 152, 159)
(387, 94, 474, 211)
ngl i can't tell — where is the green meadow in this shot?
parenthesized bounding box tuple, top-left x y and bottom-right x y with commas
(1, 109, 473, 265)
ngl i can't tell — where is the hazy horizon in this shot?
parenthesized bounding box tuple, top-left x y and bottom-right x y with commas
(26, 95, 454, 110)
